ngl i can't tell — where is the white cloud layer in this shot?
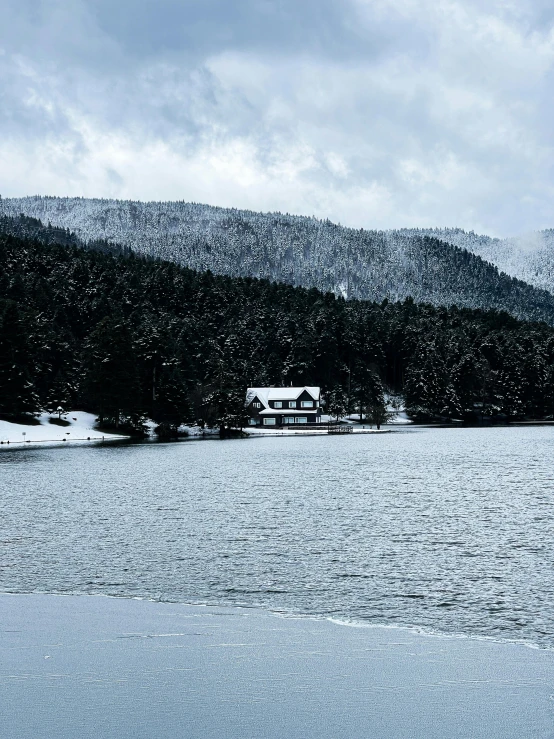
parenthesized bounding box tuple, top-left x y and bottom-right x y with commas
(1, 0, 554, 235)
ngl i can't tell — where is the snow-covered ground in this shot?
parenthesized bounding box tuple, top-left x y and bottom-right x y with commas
(0, 412, 129, 447)
(177, 424, 220, 437)
(386, 410, 412, 424)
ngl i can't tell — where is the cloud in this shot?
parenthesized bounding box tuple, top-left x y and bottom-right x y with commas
(0, 0, 554, 236)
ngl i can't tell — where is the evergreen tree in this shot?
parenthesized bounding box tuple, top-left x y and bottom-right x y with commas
(364, 376, 393, 429)
(153, 363, 191, 432)
(0, 300, 39, 417)
(82, 316, 142, 428)
(351, 363, 386, 422)
(493, 354, 526, 419)
(210, 385, 249, 437)
(404, 338, 447, 419)
(325, 385, 348, 421)
(45, 372, 74, 417)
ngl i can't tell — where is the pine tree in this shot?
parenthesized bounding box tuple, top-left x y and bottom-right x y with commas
(325, 385, 348, 421)
(404, 338, 447, 420)
(440, 383, 463, 419)
(493, 355, 526, 419)
(0, 300, 39, 417)
(82, 315, 142, 428)
(363, 374, 391, 428)
(45, 372, 74, 417)
(351, 363, 386, 422)
(153, 363, 191, 431)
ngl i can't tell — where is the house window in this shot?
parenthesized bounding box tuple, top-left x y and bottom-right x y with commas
(253, 402, 261, 408)
(296, 417, 308, 424)
(284, 416, 295, 424)
(248, 419, 257, 426)
(288, 401, 296, 408)
(274, 401, 283, 408)
(301, 401, 313, 408)
(263, 418, 276, 426)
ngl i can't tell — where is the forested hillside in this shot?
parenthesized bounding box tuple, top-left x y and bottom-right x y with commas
(0, 213, 130, 256)
(403, 227, 554, 294)
(2, 227, 554, 432)
(3, 197, 554, 326)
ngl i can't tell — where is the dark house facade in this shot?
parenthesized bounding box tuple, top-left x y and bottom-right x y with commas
(245, 387, 322, 427)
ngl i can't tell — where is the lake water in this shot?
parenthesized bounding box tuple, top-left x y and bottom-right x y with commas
(2, 425, 554, 648)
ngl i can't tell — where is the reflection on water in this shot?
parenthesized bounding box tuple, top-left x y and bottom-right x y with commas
(1, 426, 553, 646)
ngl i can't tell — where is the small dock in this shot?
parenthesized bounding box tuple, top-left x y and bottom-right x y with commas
(281, 422, 354, 434)
(328, 425, 353, 434)
(278, 422, 392, 434)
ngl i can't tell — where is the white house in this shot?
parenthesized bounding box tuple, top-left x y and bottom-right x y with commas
(245, 386, 322, 427)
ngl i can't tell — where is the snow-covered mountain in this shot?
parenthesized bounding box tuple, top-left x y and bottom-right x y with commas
(3, 195, 554, 324)
(401, 228, 554, 294)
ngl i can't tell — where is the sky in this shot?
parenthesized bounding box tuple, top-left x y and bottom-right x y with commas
(1, 0, 554, 236)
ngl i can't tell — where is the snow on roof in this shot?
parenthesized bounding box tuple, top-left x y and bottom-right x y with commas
(259, 407, 317, 415)
(246, 387, 320, 408)
(269, 387, 320, 401)
(245, 388, 264, 405)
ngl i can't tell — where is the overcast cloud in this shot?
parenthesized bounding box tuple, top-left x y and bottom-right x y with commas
(1, 0, 553, 235)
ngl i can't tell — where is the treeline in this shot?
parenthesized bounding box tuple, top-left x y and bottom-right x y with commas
(0, 213, 130, 257)
(5, 197, 554, 326)
(1, 229, 554, 432)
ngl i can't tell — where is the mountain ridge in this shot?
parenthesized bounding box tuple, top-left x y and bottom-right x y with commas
(2, 195, 554, 326)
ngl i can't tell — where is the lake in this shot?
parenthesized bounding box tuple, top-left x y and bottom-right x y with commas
(1, 425, 553, 647)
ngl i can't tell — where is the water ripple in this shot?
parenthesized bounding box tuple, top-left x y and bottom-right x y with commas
(1, 426, 553, 646)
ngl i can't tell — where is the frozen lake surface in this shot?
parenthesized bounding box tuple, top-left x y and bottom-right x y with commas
(2, 426, 554, 646)
(2, 594, 554, 739)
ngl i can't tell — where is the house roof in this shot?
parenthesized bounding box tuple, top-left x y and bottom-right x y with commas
(246, 386, 320, 408)
(258, 407, 318, 415)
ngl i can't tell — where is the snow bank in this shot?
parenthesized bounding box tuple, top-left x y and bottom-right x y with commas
(177, 424, 219, 437)
(0, 412, 129, 447)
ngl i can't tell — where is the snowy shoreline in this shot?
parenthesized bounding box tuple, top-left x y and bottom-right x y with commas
(0, 410, 408, 450)
(4, 414, 550, 451)
(0, 411, 130, 448)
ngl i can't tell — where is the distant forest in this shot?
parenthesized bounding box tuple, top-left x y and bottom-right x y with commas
(1, 221, 554, 433)
(4, 196, 554, 326)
